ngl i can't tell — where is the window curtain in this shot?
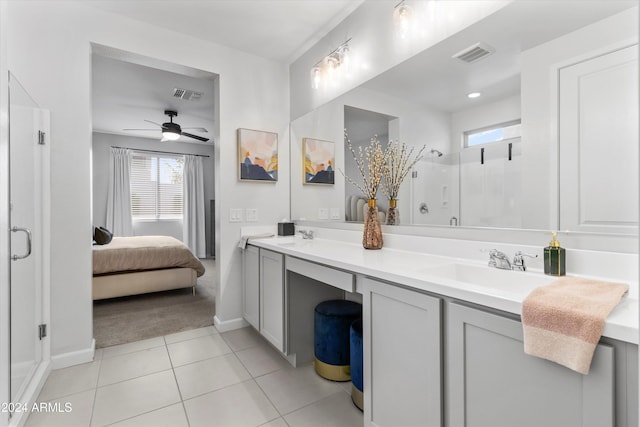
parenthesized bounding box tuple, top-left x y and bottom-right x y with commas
(106, 147, 133, 236)
(183, 155, 206, 258)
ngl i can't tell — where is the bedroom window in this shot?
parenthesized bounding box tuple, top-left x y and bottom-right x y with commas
(130, 153, 184, 220)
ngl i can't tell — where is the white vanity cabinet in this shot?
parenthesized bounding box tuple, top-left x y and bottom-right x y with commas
(259, 249, 285, 352)
(446, 302, 616, 427)
(361, 277, 442, 427)
(246, 240, 637, 427)
(242, 246, 285, 352)
(242, 245, 260, 330)
(361, 278, 637, 427)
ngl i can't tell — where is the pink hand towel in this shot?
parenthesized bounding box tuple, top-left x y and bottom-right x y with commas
(522, 277, 628, 374)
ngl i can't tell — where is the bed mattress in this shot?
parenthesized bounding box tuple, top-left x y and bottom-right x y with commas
(93, 235, 205, 277)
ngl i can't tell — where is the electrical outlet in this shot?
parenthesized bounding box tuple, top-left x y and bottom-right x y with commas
(330, 208, 340, 219)
(318, 208, 329, 220)
(246, 208, 258, 222)
(229, 208, 243, 222)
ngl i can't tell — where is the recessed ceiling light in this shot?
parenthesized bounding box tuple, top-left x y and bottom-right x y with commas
(467, 92, 481, 99)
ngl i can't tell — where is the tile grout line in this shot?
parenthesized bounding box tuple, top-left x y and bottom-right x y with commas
(164, 339, 192, 427)
(88, 356, 103, 427)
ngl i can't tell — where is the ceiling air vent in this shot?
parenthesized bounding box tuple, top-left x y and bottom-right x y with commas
(172, 87, 203, 101)
(452, 42, 494, 64)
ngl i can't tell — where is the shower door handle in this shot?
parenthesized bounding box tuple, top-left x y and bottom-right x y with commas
(11, 226, 32, 261)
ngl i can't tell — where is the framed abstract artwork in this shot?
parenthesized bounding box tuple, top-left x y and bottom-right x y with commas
(238, 128, 278, 182)
(303, 138, 335, 185)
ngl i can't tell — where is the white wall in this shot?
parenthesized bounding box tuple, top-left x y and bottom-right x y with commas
(6, 1, 290, 360)
(92, 132, 215, 254)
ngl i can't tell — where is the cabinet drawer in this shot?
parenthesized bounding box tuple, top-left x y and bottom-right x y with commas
(286, 256, 354, 292)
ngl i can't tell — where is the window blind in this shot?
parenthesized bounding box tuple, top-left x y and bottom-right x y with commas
(130, 153, 184, 220)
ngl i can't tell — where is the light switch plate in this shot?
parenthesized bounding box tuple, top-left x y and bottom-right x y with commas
(330, 208, 340, 219)
(229, 208, 243, 222)
(246, 208, 258, 222)
(318, 208, 329, 220)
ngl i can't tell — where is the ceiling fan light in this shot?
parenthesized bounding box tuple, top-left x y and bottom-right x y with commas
(162, 129, 181, 140)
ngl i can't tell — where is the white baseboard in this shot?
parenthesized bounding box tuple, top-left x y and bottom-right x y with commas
(50, 339, 95, 370)
(213, 315, 248, 333)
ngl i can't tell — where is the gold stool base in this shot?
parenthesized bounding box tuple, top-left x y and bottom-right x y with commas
(351, 384, 364, 411)
(314, 358, 351, 381)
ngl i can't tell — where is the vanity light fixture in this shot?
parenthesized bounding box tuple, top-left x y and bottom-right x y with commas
(310, 38, 351, 90)
(394, 0, 413, 39)
(467, 92, 481, 99)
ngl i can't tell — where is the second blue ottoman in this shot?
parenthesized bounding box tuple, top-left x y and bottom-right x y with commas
(314, 299, 362, 381)
(350, 318, 364, 410)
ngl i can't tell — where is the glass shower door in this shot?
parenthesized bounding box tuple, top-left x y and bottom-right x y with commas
(9, 72, 45, 405)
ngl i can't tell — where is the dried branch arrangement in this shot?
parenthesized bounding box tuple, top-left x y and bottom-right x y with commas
(382, 141, 426, 200)
(341, 129, 389, 200)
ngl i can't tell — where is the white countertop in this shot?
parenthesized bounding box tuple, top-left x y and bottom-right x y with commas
(248, 235, 639, 345)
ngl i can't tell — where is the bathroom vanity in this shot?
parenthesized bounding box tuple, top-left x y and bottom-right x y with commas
(243, 233, 638, 427)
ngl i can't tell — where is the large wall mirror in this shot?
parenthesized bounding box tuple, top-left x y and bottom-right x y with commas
(290, 1, 638, 236)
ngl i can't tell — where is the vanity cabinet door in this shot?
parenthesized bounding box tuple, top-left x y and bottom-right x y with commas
(242, 245, 260, 330)
(362, 277, 442, 427)
(446, 302, 614, 427)
(260, 249, 285, 352)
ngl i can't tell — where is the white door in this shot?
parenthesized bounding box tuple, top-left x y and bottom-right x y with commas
(559, 45, 638, 234)
(8, 72, 48, 411)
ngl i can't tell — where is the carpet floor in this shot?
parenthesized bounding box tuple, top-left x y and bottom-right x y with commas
(93, 259, 216, 349)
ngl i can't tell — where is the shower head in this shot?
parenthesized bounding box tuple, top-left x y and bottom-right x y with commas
(430, 149, 443, 157)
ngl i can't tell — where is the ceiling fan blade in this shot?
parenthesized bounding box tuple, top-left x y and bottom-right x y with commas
(143, 119, 163, 127)
(123, 128, 160, 131)
(182, 132, 210, 142)
(181, 127, 208, 133)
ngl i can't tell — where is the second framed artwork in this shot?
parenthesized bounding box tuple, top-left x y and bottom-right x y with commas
(303, 138, 335, 185)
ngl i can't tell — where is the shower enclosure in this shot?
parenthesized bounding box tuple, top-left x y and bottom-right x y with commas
(2, 72, 50, 426)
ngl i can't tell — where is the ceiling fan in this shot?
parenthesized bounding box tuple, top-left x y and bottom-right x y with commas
(124, 110, 210, 142)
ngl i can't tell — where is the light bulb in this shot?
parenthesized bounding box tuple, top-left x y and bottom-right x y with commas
(311, 66, 321, 90)
(339, 45, 350, 75)
(394, 2, 413, 39)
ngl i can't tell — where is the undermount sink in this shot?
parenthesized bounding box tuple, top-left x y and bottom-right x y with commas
(274, 237, 298, 246)
(422, 263, 554, 291)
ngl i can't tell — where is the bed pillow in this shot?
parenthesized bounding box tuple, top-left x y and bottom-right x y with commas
(94, 226, 113, 245)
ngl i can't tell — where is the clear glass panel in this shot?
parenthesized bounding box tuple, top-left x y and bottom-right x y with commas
(9, 72, 42, 403)
(411, 154, 460, 226)
(459, 140, 522, 227)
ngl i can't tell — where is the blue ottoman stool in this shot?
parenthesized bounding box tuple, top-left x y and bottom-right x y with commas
(350, 318, 364, 411)
(314, 299, 362, 381)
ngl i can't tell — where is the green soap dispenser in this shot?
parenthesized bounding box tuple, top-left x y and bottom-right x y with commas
(544, 232, 566, 276)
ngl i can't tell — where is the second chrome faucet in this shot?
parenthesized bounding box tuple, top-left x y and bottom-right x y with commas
(298, 229, 314, 240)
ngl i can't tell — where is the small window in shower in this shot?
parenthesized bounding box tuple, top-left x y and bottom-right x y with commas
(464, 119, 521, 148)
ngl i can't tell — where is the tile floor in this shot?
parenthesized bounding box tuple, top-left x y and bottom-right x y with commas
(25, 326, 363, 427)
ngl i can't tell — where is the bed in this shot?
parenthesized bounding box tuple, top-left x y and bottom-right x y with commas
(92, 235, 206, 300)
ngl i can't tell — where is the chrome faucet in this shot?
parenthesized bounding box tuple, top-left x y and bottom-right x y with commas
(488, 249, 511, 270)
(512, 251, 538, 271)
(298, 229, 314, 240)
(488, 249, 538, 271)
